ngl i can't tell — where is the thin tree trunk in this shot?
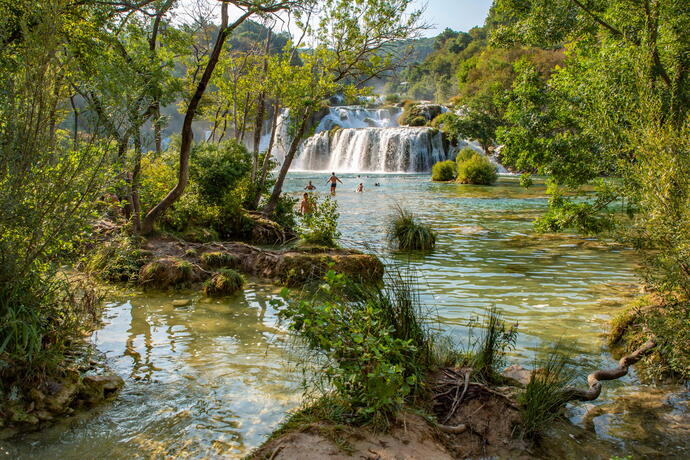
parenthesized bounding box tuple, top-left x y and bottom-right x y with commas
(251, 29, 272, 181)
(262, 114, 308, 215)
(69, 94, 79, 149)
(140, 5, 253, 234)
(131, 133, 143, 231)
(251, 100, 281, 209)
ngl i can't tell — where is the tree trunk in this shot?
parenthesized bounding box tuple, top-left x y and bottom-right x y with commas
(140, 5, 253, 234)
(251, 100, 281, 209)
(69, 94, 79, 149)
(262, 114, 308, 215)
(251, 29, 272, 182)
(130, 134, 143, 232)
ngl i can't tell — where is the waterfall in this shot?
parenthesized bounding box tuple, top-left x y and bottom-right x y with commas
(293, 126, 449, 173)
(315, 106, 402, 131)
(257, 105, 508, 174)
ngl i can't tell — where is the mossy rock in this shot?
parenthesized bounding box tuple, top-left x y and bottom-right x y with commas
(277, 251, 384, 287)
(203, 269, 245, 297)
(182, 226, 220, 243)
(139, 257, 201, 289)
(79, 375, 124, 405)
(200, 251, 239, 269)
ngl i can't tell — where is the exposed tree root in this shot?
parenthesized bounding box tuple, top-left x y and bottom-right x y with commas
(561, 338, 657, 401)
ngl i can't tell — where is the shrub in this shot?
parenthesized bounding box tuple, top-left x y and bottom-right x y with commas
(384, 93, 401, 104)
(456, 152, 498, 185)
(190, 140, 252, 204)
(200, 251, 239, 269)
(408, 115, 427, 127)
(277, 269, 433, 428)
(298, 195, 340, 247)
(387, 205, 436, 250)
(203, 269, 245, 297)
(431, 160, 456, 181)
(455, 146, 477, 164)
(520, 173, 533, 188)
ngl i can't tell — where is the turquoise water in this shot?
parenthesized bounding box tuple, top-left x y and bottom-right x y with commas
(3, 173, 687, 459)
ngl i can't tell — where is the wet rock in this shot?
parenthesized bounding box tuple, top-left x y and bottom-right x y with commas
(8, 407, 39, 425)
(172, 299, 191, 307)
(28, 388, 45, 409)
(502, 365, 533, 386)
(44, 381, 79, 413)
(80, 375, 124, 405)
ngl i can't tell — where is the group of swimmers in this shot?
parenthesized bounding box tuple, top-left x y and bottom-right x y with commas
(299, 172, 380, 214)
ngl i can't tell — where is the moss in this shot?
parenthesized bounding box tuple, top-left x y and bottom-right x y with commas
(139, 257, 200, 289)
(200, 251, 239, 269)
(609, 295, 690, 382)
(203, 269, 245, 297)
(182, 226, 219, 243)
(278, 251, 384, 287)
(84, 235, 150, 283)
(328, 125, 342, 141)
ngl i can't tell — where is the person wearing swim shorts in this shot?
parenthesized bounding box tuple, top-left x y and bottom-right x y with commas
(326, 172, 343, 195)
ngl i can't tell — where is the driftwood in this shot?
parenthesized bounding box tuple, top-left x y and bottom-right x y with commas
(561, 338, 657, 401)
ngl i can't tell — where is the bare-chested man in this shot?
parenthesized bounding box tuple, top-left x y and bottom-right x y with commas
(326, 172, 343, 195)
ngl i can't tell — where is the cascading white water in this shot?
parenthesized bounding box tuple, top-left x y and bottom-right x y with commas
(315, 106, 402, 131)
(258, 104, 509, 173)
(293, 126, 449, 173)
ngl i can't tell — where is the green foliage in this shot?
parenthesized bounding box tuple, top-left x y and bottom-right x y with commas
(200, 252, 239, 269)
(298, 194, 340, 247)
(84, 235, 150, 283)
(0, 1, 113, 375)
(519, 173, 533, 188)
(610, 296, 690, 382)
(190, 140, 252, 204)
(384, 93, 400, 104)
(431, 160, 456, 181)
(387, 205, 436, 250)
(456, 152, 498, 185)
(518, 350, 573, 439)
(277, 269, 433, 428)
(456, 147, 478, 163)
(203, 269, 245, 297)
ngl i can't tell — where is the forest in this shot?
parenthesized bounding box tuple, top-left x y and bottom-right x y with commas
(0, 0, 688, 458)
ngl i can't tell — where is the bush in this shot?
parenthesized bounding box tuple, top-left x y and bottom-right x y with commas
(203, 269, 245, 297)
(520, 173, 533, 188)
(387, 205, 436, 250)
(431, 160, 456, 181)
(190, 140, 252, 204)
(455, 146, 477, 164)
(277, 269, 433, 428)
(456, 152, 498, 185)
(297, 195, 340, 247)
(384, 93, 401, 104)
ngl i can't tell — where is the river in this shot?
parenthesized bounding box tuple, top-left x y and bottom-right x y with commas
(3, 173, 688, 459)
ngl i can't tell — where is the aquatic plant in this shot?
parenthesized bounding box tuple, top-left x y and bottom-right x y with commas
(456, 152, 498, 185)
(471, 306, 518, 380)
(431, 160, 456, 181)
(518, 349, 573, 439)
(203, 269, 245, 297)
(387, 204, 436, 250)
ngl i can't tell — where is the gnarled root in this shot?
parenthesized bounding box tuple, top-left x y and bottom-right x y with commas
(561, 338, 656, 401)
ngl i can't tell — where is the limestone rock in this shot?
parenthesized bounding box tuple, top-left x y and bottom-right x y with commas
(44, 381, 79, 413)
(80, 375, 124, 404)
(502, 364, 533, 387)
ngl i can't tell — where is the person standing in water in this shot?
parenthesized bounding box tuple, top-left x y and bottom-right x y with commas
(305, 180, 316, 190)
(356, 183, 363, 193)
(326, 172, 343, 195)
(299, 193, 313, 215)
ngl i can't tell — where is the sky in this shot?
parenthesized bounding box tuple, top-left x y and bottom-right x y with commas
(414, 0, 493, 37)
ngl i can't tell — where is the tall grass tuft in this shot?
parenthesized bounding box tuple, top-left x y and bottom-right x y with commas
(387, 204, 437, 250)
(518, 348, 573, 439)
(472, 306, 518, 380)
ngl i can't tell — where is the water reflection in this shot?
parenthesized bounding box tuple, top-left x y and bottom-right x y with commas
(3, 174, 687, 459)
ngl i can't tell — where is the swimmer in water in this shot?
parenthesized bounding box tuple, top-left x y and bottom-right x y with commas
(326, 172, 343, 195)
